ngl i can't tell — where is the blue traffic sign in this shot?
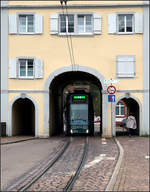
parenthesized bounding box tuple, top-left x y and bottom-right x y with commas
(108, 95, 115, 102)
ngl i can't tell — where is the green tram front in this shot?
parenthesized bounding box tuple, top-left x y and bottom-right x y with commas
(65, 92, 94, 135)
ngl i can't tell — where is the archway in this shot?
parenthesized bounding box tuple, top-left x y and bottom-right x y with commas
(49, 71, 102, 136)
(12, 98, 35, 136)
(44, 66, 108, 137)
(115, 97, 140, 136)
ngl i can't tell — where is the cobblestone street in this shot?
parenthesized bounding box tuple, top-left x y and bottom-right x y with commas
(113, 136, 149, 191)
(1, 136, 149, 191)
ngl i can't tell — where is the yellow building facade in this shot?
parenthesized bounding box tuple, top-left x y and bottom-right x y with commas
(1, 1, 149, 137)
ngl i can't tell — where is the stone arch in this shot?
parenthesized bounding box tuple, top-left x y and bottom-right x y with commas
(112, 94, 142, 136)
(43, 65, 108, 137)
(9, 94, 38, 136)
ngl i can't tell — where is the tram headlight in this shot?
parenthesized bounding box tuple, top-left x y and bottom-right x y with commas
(70, 129, 73, 134)
(86, 129, 89, 133)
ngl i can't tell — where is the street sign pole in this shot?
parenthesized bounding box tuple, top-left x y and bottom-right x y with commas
(107, 79, 116, 136)
(111, 81, 113, 136)
(110, 79, 113, 137)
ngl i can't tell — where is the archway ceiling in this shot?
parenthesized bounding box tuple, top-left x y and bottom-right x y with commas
(49, 71, 102, 91)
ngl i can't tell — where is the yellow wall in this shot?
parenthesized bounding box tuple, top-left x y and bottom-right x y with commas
(8, 7, 143, 91)
(8, 3, 143, 136)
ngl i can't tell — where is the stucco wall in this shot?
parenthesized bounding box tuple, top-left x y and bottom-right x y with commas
(6, 2, 146, 137)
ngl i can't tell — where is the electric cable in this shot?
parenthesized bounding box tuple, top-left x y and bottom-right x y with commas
(60, 0, 75, 70)
(64, 0, 76, 70)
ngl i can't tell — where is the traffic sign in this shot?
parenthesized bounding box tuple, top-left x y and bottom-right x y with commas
(108, 95, 116, 102)
(107, 85, 116, 94)
(104, 79, 119, 84)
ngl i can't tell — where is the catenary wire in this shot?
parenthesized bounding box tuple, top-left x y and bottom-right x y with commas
(64, 1, 76, 70)
(60, 1, 75, 70)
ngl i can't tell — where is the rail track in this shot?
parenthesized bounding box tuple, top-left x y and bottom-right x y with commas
(63, 137, 88, 192)
(4, 138, 71, 192)
(5, 137, 88, 192)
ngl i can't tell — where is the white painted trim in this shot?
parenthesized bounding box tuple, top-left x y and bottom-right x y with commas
(16, 12, 35, 34)
(1, 4, 9, 134)
(142, 5, 149, 135)
(9, 95, 38, 136)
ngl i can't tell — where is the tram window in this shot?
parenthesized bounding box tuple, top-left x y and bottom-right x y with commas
(70, 104, 88, 122)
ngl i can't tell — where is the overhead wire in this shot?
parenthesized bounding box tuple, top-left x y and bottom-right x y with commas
(64, 1, 76, 70)
(60, 0, 76, 71)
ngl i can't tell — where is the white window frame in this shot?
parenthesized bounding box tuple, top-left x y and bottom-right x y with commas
(59, 14, 75, 35)
(59, 13, 93, 35)
(116, 102, 126, 117)
(117, 13, 134, 34)
(77, 15, 93, 34)
(18, 13, 35, 34)
(18, 58, 34, 79)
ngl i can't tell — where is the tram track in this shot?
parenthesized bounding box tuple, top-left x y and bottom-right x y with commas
(4, 138, 71, 192)
(4, 137, 119, 192)
(64, 137, 88, 192)
(27, 137, 88, 191)
(5, 137, 88, 192)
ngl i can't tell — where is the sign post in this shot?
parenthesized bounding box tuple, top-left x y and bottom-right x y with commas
(107, 82, 117, 136)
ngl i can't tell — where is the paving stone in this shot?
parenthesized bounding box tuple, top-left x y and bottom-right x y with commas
(113, 137, 149, 191)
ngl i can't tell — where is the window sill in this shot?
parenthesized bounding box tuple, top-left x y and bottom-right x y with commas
(18, 77, 34, 80)
(58, 33, 94, 36)
(17, 33, 40, 35)
(117, 76, 136, 78)
(117, 32, 135, 35)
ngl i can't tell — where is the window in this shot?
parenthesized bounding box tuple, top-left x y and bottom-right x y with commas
(77, 15, 92, 33)
(116, 56, 136, 78)
(60, 14, 74, 33)
(116, 102, 126, 116)
(19, 15, 34, 33)
(118, 14, 133, 33)
(59, 14, 92, 34)
(19, 59, 34, 78)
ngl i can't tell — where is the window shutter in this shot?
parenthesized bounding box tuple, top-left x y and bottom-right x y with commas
(35, 14, 43, 34)
(116, 56, 136, 78)
(35, 59, 43, 79)
(135, 13, 143, 34)
(93, 14, 102, 34)
(108, 14, 117, 34)
(9, 15, 17, 34)
(9, 59, 17, 78)
(50, 14, 58, 34)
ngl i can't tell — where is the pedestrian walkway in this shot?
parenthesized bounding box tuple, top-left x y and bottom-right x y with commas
(113, 136, 149, 191)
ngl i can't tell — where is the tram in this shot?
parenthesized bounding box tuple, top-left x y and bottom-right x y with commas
(65, 90, 94, 135)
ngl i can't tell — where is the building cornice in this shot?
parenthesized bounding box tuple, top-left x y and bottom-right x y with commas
(1, 3, 149, 9)
(1, 89, 149, 94)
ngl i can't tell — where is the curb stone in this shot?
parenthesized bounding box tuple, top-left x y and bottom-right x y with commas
(105, 138, 124, 191)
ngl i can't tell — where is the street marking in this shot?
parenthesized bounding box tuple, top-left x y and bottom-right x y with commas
(102, 142, 107, 144)
(84, 155, 115, 169)
(100, 154, 106, 157)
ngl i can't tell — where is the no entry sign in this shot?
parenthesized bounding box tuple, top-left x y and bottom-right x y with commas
(107, 85, 116, 94)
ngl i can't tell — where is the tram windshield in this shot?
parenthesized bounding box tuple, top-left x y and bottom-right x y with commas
(70, 103, 88, 124)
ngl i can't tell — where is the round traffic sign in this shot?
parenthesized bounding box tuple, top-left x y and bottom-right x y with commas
(107, 85, 116, 94)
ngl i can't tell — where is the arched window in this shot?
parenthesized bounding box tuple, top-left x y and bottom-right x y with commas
(116, 101, 126, 117)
